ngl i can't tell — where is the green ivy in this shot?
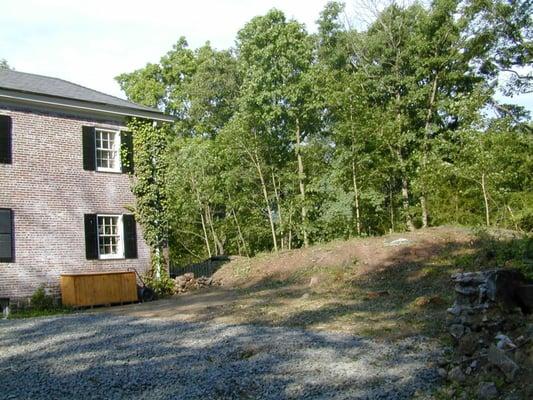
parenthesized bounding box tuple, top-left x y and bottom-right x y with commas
(127, 118, 171, 278)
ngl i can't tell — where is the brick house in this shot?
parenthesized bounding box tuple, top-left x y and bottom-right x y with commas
(0, 69, 173, 303)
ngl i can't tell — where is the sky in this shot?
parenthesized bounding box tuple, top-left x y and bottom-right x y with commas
(1, 0, 531, 111)
(1, 0, 332, 98)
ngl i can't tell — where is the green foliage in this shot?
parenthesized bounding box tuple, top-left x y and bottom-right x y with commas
(144, 270, 175, 297)
(473, 229, 533, 276)
(30, 285, 55, 310)
(0, 59, 10, 69)
(127, 118, 171, 277)
(118, 0, 533, 268)
(10, 285, 74, 318)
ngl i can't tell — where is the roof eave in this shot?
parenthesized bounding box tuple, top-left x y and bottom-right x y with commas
(0, 89, 176, 123)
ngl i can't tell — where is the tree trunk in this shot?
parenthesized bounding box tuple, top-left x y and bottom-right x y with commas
(251, 152, 278, 252)
(231, 207, 248, 256)
(199, 211, 212, 258)
(389, 183, 395, 233)
(295, 117, 309, 247)
(272, 173, 284, 250)
(205, 204, 223, 255)
(191, 177, 212, 258)
(481, 173, 490, 226)
(402, 176, 415, 231)
(348, 101, 362, 236)
(352, 160, 361, 235)
(395, 148, 415, 232)
(420, 196, 428, 229)
(420, 73, 439, 228)
(288, 209, 293, 250)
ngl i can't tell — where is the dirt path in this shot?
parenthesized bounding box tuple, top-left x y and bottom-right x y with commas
(96, 288, 239, 322)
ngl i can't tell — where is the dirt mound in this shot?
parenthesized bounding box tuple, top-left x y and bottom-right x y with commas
(213, 226, 475, 288)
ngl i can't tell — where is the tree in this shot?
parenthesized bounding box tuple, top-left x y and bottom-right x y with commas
(236, 9, 319, 246)
(462, 0, 532, 95)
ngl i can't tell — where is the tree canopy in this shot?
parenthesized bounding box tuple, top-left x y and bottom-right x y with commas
(118, 0, 533, 267)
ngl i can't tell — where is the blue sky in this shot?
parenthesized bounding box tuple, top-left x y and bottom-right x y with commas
(1, 0, 531, 112)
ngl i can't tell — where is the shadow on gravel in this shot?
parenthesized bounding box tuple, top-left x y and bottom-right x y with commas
(0, 314, 440, 399)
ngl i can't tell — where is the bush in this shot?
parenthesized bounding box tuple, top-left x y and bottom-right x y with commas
(30, 285, 54, 310)
(145, 271, 175, 297)
(472, 229, 533, 278)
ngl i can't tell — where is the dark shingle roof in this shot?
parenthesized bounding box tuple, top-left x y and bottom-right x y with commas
(0, 69, 163, 115)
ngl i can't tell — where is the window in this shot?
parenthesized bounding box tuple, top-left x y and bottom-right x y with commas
(97, 215, 123, 259)
(82, 127, 133, 173)
(0, 209, 13, 262)
(0, 115, 12, 164)
(95, 129, 121, 172)
(84, 214, 137, 260)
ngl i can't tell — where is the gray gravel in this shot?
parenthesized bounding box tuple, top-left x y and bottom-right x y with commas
(0, 313, 441, 399)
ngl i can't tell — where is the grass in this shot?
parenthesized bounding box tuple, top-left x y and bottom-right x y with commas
(7, 285, 75, 319)
(9, 306, 74, 319)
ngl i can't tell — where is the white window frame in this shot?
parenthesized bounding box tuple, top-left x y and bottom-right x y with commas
(95, 128, 121, 173)
(96, 214, 124, 260)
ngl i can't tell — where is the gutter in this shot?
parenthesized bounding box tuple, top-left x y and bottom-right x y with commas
(0, 89, 176, 123)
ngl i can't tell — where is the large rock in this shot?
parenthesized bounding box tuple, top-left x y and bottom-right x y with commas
(457, 332, 479, 356)
(449, 324, 465, 340)
(478, 382, 498, 399)
(448, 366, 466, 383)
(487, 345, 519, 382)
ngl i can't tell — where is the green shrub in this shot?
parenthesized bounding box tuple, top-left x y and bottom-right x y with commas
(145, 271, 175, 297)
(30, 285, 54, 310)
(472, 229, 533, 278)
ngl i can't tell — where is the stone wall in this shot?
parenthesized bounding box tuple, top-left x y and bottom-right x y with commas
(443, 269, 533, 398)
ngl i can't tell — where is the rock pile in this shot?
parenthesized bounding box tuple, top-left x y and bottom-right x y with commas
(173, 272, 218, 294)
(444, 269, 533, 398)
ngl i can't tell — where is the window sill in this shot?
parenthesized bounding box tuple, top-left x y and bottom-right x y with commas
(98, 255, 126, 261)
(95, 168, 122, 174)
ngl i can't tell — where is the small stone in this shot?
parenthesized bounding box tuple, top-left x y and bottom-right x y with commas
(437, 368, 447, 379)
(448, 366, 466, 383)
(449, 324, 465, 339)
(495, 333, 516, 350)
(447, 304, 464, 316)
(300, 293, 310, 300)
(309, 276, 320, 287)
(478, 382, 498, 399)
(384, 238, 409, 246)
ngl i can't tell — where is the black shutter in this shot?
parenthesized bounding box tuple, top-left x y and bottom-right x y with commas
(0, 209, 13, 262)
(0, 115, 12, 164)
(84, 214, 99, 259)
(82, 126, 96, 171)
(121, 132, 134, 174)
(123, 214, 138, 259)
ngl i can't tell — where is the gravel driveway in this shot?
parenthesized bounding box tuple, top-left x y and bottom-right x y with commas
(0, 313, 441, 399)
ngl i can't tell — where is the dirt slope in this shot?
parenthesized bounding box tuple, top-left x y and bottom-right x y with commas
(214, 226, 474, 287)
(205, 226, 528, 338)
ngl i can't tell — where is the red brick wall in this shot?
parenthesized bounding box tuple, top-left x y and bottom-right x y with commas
(0, 105, 151, 303)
